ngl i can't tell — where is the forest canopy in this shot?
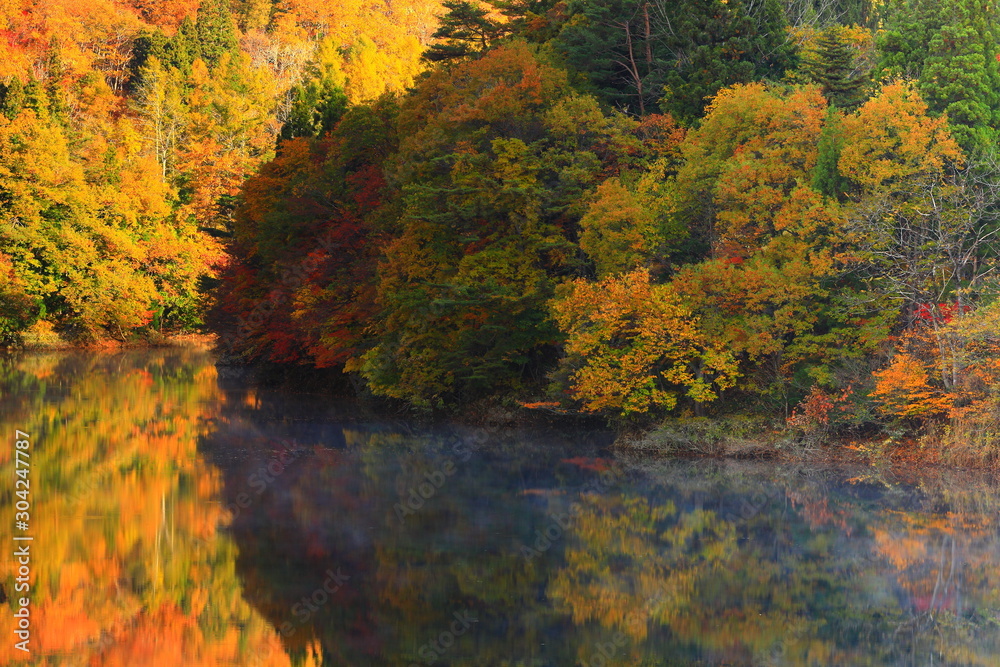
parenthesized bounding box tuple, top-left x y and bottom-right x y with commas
(4, 0, 1000, 455)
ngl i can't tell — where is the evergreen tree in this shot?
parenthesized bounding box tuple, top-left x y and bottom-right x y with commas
(802, 26, 867, 109)
(196, 0, 240, 67)
(173, 17, 201, 69)
(812, 108, 848, 199)
(423, 0, 510, 62)
(880, 0, 1000, 154)
(556, 0, 796, 120)
(279, 38, 350, 141)
(0, 79, 25, 119)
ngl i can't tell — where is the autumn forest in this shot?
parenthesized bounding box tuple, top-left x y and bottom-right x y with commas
(3, 0, 1000, 459)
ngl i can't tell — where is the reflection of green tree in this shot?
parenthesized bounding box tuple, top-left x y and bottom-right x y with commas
(0, 350, 286, 665)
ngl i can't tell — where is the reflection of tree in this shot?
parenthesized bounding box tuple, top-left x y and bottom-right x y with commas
(16, 350, 1000, 665)
(548, 463, 1000, 666)
(203, 402, 617, 665)
(0, 350, 287, 666)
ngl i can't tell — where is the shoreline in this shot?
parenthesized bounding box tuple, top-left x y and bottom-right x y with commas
(1, 332, 218, 352)
(5, 344, 996, 472)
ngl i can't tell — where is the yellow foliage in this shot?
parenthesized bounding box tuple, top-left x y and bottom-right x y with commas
(839, 80, 963, 192)
(552, 269, 738, 415)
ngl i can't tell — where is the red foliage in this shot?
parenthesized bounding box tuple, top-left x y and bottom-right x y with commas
(914, 302, 972, 324)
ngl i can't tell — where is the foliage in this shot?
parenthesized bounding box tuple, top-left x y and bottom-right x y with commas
(359, 43, 647, 408)
(794, 24, 872, 109)
(879, 0, 1000, 154)
(552, 269, 738, 416)
(423, 0, 511, 62)
(554, 0, 796, 120)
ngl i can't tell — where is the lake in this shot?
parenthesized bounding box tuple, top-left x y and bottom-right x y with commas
(1, 349, 999, 666)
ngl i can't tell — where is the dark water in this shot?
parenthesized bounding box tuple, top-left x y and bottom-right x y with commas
(2, 349, 1000, 666)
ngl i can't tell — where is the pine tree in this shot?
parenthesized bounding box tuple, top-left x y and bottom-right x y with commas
(919, 1, 1000, 153)
(423, 1, 510, 62)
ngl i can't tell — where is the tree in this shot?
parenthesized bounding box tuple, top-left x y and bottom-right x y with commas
(578, 170, 684, 279)
(278, 37, 349, 141)
(423, 0, 510, 61)
(666, 83, 870, 407)
(216, 98, 398, 368)
(555, 0, 796, 120)
(359, 44, 646, 408)
(879, 0, 1000, 155)
(799, 25, 869, 109)
(195, 0, 239, 67)
(673, 83, 829, 252)
(552, 269, 738, 415)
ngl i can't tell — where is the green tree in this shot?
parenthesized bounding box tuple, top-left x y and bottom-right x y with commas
(555, 0, 796, 120)
(360, 43, 644, 408)
(423, 0, 510, 62)
(279, 37, 350, 141)
(801, 25, 868, 109)
(879, 0, 1000, 154)
(196, 0, 240, 67)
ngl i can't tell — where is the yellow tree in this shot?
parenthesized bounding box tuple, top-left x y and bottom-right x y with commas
(552, 269, 738, 416)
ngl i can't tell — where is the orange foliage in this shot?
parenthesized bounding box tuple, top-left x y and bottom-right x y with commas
(126, 0, 199, 29)
(871, 352, 953, 419)
(678, 82, 829, 249)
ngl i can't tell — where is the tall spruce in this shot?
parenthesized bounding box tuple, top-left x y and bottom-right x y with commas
(196, 0, 240, 67)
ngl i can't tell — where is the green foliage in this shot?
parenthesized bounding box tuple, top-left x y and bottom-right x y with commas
(555, 0, 796, 120)
(358, 44, 648, 408)
(195, 0, 240, 66)
(800, 26, 869, 109)
(279, 38, 350, 141)
(812, 108, 848, 199)
(423, 0, 510, 62)
(880, 0, 1000, 154)
(0, 78, 26, 119)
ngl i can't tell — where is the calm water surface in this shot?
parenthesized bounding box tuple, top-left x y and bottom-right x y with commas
(1, 349, 1000, 666)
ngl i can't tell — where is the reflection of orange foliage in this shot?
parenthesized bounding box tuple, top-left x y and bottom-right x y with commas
(873, 528, 927, 570)
(0, 351, 290, 665)
(97, 602, 293, 667)
(559, 457, 614, 472)
(787, 491, 850, 534)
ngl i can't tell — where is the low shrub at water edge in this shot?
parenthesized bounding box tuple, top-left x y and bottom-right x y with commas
(621, 415, 788, 458)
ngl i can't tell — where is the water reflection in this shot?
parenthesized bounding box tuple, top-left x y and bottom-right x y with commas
(0, 350, 288, 666)
(2, 351, 1000, 665)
